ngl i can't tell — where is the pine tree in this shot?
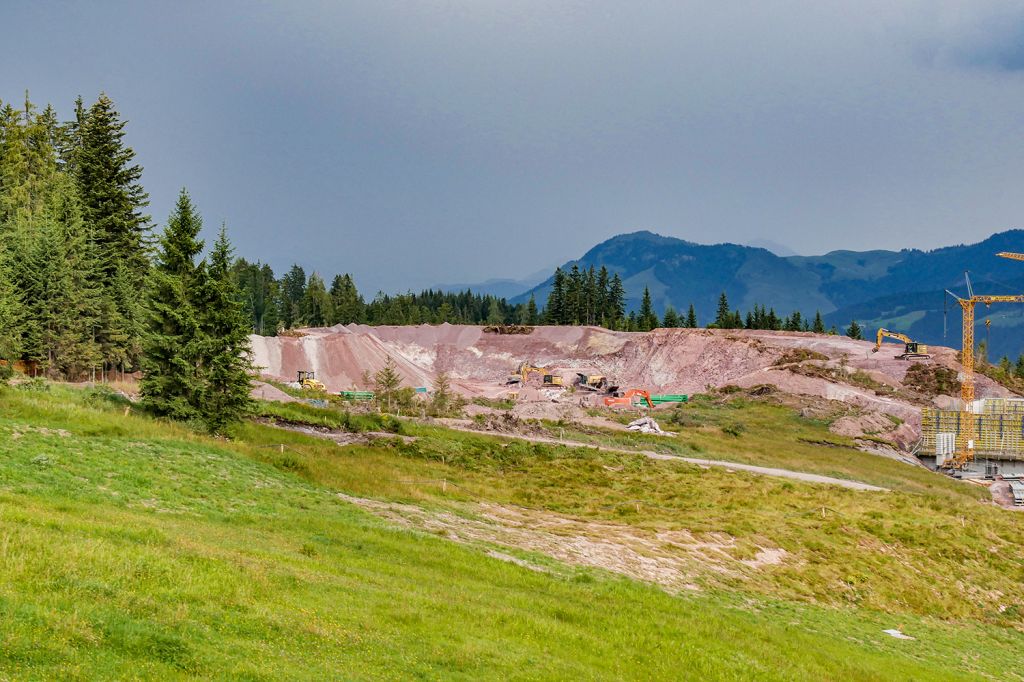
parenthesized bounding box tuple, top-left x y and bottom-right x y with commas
(302, 272, 331, 327)
(846, 319, 863, 340)
(714, 292, 731, 328)
(280, 265, 307, 328)
(685, 304, 697, 328)
(565, 264, 583, 324)
(812, 311, 825, 334)
(197, 225, 254, 433)
(525, 294, 539, 325)
(607, 273, 626, 328)
(545, 267, 566, 324)
(328, 273, 364, 325)
(140, 189, 205, 421)
(374, 355, 403, 412)
(583, 265, 597, 325)
(662, 305, 680, 328)
(638, 286, 657, 331)
(486, 297, 503, 324)
(74, 94, 150, 367)
(1015, 354, 1024, 379)
(429, 371, 462, 417)
(595, 266, 610, 326)
(0, 239, 20, 381)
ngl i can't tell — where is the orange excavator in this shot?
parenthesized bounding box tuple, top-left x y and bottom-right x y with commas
(603, 389, 654, 409)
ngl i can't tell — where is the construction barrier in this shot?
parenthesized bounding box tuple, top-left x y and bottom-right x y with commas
(921, 408, 1024, 460)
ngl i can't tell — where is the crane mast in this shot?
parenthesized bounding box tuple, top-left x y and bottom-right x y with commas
(944, 251, 1024, 469)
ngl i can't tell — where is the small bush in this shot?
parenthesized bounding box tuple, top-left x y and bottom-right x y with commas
(774, 349, 828, 366)
(722, 423, 745, 438)
(84, 384, 132, 408)
(18, 377, 50, 393)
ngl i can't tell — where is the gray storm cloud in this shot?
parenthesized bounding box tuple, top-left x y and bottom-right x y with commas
(3, 0, 1024, 292)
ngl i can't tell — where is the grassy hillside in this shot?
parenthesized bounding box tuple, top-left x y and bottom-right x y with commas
(1, 385, 1022, 679)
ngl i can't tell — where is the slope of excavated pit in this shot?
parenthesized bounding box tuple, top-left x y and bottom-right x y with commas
(250, 325, 1010, 413)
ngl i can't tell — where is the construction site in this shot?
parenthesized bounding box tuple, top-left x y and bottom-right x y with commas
(247, 252, 1024, 503)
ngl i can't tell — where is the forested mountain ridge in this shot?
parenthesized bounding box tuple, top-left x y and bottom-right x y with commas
(511, 229, 1024, 357)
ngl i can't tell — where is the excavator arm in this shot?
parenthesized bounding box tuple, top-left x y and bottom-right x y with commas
(872, 328, 913, 352)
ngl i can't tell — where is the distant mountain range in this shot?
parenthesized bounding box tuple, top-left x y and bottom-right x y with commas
(504, 229, 1024, 359)
(433, 268, 551, 299)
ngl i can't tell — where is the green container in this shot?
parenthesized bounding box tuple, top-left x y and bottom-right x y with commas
(651, 394, 688, 404)
(340, 391, 375, 401)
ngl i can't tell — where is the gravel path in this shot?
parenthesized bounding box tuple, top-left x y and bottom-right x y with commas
(457, 427, 888, 492)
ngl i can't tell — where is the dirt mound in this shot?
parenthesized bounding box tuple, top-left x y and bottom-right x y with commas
(250, 380, 297, 403)
(251, 324, 1010, 448)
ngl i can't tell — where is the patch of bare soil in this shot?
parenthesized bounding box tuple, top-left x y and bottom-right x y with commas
(266, 421, 415, 446)
(472, 412, 547, 436)
(339, 494, 787, 593)
(901, 363, 962, 398)
(250, 380, 298, 403)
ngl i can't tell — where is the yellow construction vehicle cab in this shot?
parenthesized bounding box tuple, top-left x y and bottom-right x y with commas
(297, 370, 326, 391)
(542, 374, 564, 387)
(575, 373, 609, 391)
(872, 328, 930, 360)
(508, 363, 548, 385)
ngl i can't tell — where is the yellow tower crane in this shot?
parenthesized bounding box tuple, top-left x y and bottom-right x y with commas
(943, 251, 1024, 469)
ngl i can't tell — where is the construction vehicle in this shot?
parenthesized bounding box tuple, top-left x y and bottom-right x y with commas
(297, 370, 326, 391)
(507, 363, 566, 387)
(872, 328, 931, 360)
(575, 373, 613, 391)
(604, 389, 654, 409)
(506, 363, 546, 385)
(942, 252, 1024, 469)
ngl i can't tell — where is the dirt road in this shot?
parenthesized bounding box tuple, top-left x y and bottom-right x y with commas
(452, 427, 888, 492)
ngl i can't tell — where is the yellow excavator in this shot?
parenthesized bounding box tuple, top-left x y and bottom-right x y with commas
(297, 370, 326, 391)
(506, 364, 566, 387)
(872, 328, 930, 360)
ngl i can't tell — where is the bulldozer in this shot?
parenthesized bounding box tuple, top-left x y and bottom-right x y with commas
(575, 373, 612, 392)
(604, 389, 654, 409)
(297, 370, 326, 391)
(872, 328, 930, 360)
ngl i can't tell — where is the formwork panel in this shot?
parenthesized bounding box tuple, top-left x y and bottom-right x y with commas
(921, 408, 1024, 461)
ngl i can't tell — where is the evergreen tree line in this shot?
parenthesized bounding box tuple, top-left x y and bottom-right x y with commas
(231, 260, 546, 334)
(0, 93, 252, 432)
(0, 93, 149, 380)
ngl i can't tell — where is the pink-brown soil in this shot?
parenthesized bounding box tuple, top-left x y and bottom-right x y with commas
(251, 324, 1009, 443)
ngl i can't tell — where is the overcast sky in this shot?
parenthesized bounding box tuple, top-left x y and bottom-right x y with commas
(4, 1, 1024, 292)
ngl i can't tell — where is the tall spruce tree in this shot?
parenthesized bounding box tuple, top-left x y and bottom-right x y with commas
(846, 319, 863, 340)
(685, 303, 698, 328)
(662, 305, 680, 328)
(329, 273, 363, 325)
(302, 272, 331, 327)
(198, 226, 254, 433)
(812, 311, 825, 334)
(140, 189, 205, 420)
(607, 273, 625, 329)
(638, 286, 657, 331)
(714, 292, 731, 328)
(595, 266, 610, 326)
(74, 94, 150, 369)
(280, 265, 307, 328)
(545, 267, 566, 324)
(0, 239, 19, 380)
